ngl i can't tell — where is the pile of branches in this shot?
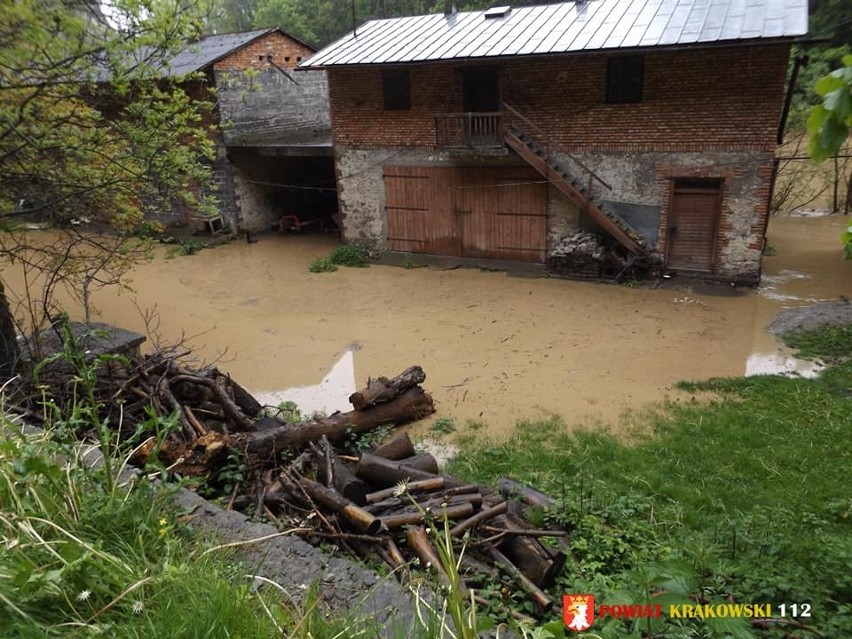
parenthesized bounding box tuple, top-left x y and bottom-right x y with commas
(30, 352, 569, 615)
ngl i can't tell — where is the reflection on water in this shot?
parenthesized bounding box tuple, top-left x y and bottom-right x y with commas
(745, 352, 823, 378)
(254, 348, 356, 416)
(2, 214, 851, 437)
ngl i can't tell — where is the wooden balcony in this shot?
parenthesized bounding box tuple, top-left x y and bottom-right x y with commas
(434, 111, 503, 148)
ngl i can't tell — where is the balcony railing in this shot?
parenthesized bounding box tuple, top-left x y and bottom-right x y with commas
(434, 111, 503, 148)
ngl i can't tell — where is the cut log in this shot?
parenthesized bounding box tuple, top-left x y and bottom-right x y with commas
(449, 501, 508, 538)
(371, 431, 416, 460)
(318, 457, 371, 506)
(365, 477, 445, 504)
(489, 547, 553, 612)
(497, 477, 557, 510)
(299, 478, 384, 535)
(234, 387, 435, 462)
(397, 453, 439, 474)
(356, 452, 438, 487)
(349, 366, 426, 410)
(380, 502, 474, 529)
(406, 525, 448, 582)
(493, 514, 561, 587)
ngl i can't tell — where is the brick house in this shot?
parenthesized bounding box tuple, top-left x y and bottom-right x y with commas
(148, 28, 335, 232)
(300, 0, 808, 281)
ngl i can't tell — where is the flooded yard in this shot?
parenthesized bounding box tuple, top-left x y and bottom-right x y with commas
(6, 213, 852, 437)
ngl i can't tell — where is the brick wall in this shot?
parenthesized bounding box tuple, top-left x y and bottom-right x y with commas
(327, 43, 791, 153)
(213, 31, 314, 72)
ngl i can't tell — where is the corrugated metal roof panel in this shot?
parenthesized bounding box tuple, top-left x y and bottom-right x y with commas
(299, 0, 807, 68)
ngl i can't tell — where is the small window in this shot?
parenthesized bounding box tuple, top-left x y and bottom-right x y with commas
(285, 56, 291, 62)
(382, 69, 411, 110)
(296, 56, 302, 62)
(606, 55, 643, 104)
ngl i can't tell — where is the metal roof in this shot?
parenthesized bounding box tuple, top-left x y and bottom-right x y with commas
(300, 0, 807, 68)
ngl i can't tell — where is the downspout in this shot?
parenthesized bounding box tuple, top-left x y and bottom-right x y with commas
(777, 52, 807, 145)
(763, 52, 808, 281)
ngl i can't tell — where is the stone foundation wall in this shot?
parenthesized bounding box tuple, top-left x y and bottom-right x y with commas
(335, 146, 773, 280)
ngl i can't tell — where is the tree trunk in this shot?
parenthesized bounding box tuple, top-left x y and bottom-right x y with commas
(0, 281, 20, 382)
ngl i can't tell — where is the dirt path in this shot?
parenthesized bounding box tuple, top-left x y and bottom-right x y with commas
(5, 214, 852, 438)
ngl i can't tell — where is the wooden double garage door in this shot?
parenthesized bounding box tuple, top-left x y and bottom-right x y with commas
(384, 166, 547, 262)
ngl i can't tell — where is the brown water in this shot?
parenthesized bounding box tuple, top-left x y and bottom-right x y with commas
(5, 214, 852, 437)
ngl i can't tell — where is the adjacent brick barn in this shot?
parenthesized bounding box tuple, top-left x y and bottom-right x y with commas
(151, 28, 335, 232)
(301, 0, 808, 282)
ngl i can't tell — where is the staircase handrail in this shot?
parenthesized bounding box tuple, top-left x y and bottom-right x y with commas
(502, 102, 612, 192)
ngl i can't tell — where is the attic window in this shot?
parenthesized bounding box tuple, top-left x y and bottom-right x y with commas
(484, 6, 511, 19)
(382, 70, 410, 110)
(606, 55, 643, 104)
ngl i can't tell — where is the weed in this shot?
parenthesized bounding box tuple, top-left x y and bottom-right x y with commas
(763, 243, 778, 256)
(329, 244, 370, 267)
(403, 255, 414, 269)
(309, 256, 338, 273)
(276, 399, 304, 422)
(430, 417, 457, 436)
(165, 238, 202, 258)
(345, 423, 395, 452)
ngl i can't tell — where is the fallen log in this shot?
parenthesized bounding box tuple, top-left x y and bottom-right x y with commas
(349, 366, 426, 411)
(371, 431, 416, 460)
(234, 387, 435, 462)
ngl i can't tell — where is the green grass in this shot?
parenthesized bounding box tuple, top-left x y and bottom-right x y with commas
(448, 325, 852, 638)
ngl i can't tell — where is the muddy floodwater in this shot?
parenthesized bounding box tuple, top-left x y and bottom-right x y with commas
(5, 214, 852, 437)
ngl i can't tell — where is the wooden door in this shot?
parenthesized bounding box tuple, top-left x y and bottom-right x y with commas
(384, 166, 457, 255)
(457, 167, 547, 262)
(667, 180, 721, 272)
(385, 165, 546, 262)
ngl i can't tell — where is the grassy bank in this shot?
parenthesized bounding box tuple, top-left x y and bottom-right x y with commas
(448, 325, 852, 638)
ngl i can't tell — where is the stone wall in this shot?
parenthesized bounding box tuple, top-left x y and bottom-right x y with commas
(212, 31, 330, 146)
(215, 69, 330, 146)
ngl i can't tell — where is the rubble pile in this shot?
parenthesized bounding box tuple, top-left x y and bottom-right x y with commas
(547, 230, 610, 277)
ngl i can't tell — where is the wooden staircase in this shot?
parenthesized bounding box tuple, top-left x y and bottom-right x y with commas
(501, 110, 647, 254)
